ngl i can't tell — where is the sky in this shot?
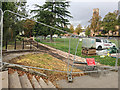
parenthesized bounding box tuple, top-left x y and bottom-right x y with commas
(26, 0, 119, 28)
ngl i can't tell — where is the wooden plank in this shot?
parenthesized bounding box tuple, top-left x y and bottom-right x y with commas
(82, 48, 96, 55)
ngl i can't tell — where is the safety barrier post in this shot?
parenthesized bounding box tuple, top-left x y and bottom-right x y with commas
(5, 39, 7, 50)
(14, 39, 16, 50)
(22, 40, 24, 49)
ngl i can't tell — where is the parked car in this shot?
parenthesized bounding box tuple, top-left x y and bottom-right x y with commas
(82, 38, 116, 50)
(96, 38, 116, 50)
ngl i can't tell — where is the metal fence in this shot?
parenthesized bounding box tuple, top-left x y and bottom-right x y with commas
(0, 9, 119, 81)
(3, 39, 39, 51)
(0, 8, 3, 70)
(35, 36, 119, 70)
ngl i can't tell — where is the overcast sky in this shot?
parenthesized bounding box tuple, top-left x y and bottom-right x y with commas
(27, 0, 119, 28)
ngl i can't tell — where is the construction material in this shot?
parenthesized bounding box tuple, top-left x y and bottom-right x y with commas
(108, 47, 118, 54)
(82, 48, 96, 56)
(110, 53, 120, 58)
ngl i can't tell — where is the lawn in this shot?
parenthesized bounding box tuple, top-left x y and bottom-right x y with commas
(35, 37, 119, 66)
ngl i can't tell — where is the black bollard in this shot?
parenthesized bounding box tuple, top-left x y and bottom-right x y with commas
(14, 39, 16, 50)
(5, 40, 7, 50)
(22, 40, 24, 49)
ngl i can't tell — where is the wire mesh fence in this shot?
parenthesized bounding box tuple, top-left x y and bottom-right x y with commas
(1, 9, 119, 76)
(35, 35, 119, 71)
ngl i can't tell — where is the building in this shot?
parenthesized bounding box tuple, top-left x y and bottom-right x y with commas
(79, 31, 86, 37)
(90, 8, 119, 37)
(90, 8, 100, 37)
(93, 8, 99, 17)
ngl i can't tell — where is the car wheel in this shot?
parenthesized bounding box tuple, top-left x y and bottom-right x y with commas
(97, 46, 102, 50)
(113, 46, 116, 48)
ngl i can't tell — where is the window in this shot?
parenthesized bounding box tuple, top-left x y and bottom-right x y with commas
(103, 40, 107, 43)
(96, 39, 101, 42)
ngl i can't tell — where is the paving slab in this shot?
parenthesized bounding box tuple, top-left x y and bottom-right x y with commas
(56, 71, 118, 88)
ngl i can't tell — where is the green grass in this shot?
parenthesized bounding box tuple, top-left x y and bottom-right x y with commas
(35, 38, 118, 66)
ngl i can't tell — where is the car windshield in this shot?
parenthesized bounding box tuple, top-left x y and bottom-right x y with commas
(96, 39, 101, 42)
